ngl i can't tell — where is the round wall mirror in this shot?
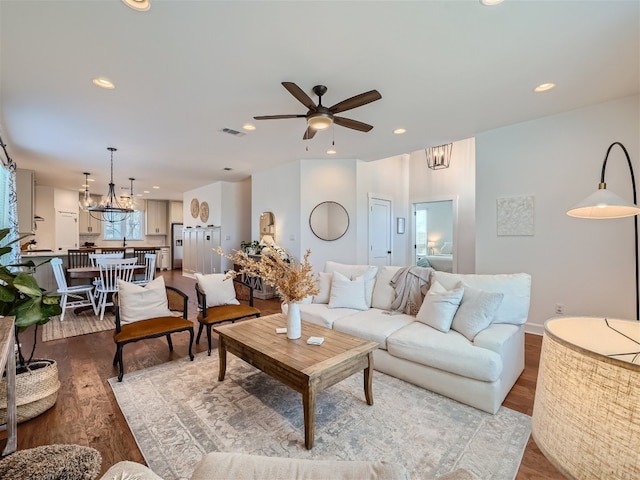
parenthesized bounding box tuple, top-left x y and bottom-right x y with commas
(309, 201, 349, 241)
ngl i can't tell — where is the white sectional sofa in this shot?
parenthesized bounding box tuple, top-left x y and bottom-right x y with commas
(289, 262, 531, 414)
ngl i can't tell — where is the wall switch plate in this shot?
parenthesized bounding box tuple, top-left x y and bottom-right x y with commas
(225, 235, 231, 241)
(289, 234, 295, 241)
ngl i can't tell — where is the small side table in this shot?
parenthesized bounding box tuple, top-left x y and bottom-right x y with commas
(0, 319, 16, 456)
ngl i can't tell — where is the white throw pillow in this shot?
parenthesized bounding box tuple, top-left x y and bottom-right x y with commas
(324, 262, 378, 307)
(195, 273, 240, 307)
(328, 271, 368, 311)
(313, 272, 333, 304)
(117, 276, 172, 324)
(415, 281, 464, 332)
(451, 284, 504, 341)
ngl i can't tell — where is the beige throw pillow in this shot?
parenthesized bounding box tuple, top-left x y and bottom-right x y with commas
(117, 276, 172, 324)
(195, 273, 240, 307)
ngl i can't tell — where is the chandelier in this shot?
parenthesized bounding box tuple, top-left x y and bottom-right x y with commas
(87, 147, 135, 223)
(425, 143, 453, 170)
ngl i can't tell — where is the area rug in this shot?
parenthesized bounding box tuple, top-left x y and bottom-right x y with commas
(42, 310, 115, 342)
(109, 352, 531, 480)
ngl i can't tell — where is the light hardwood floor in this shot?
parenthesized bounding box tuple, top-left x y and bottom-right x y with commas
(0, 270, 562, 479)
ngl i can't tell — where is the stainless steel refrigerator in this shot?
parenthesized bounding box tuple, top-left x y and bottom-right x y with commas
(171, 223, 183, 270)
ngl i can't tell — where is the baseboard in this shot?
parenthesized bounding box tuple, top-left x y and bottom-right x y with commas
(525, 322, 544, 336)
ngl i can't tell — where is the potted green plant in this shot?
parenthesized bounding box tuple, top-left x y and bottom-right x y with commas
(0, 227, 62, 423)
(240, 240, 261, 256)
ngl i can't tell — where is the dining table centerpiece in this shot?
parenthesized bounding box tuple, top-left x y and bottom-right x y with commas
(216, 246, 319, 339)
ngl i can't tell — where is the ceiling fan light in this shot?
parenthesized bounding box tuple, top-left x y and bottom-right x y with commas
(307, 113, 333, 130)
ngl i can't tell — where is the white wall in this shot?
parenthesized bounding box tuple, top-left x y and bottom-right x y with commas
(251, 161, 301, 259)
(301, 158, 358, 270)
(476, 95, 639, 333)
(183, 180, 252, 272)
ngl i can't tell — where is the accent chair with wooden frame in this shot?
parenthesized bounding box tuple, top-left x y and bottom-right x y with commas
(195, 278, 261, 356)
(113, 283, 194, 381)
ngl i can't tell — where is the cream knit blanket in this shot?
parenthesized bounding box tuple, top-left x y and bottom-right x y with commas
(389, 266, 434, 315)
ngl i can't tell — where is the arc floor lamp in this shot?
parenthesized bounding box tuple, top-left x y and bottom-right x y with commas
(566, 141, 640, 320)
(531, 142, 640, 480)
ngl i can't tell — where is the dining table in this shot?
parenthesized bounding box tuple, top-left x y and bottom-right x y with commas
(66, 265, 145, 279)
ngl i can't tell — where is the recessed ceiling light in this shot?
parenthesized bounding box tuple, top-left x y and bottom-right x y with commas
(480, 0, 505, 5)
(242, 123, 256, 131)
(92, 77, 115, 89)
(327, 149, 337, 155)
(143, 190, 150, 194)
(136, 194, 143, 197)
(534, 82, 556, 93)
(393, 128, 407, 135)
(121, 0, 150, 11)
(152, 185, 160, 189)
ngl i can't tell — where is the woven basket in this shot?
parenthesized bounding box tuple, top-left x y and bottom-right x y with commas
(0, 359, 60, 424)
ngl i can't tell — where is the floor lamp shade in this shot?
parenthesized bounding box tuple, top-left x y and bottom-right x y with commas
(531, 317, 640, 479)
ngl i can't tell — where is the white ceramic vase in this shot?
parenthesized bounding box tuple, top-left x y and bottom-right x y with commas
(286, 302, 301, 340)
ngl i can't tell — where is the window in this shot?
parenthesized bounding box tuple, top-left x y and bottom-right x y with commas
(103, 210, 143, 241)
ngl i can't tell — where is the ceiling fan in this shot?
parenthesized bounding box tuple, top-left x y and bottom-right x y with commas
(254, 82, 382, 140)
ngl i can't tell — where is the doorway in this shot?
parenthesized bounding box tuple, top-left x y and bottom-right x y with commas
(412, 199, 456, 273)
(368, 196, 392, 266)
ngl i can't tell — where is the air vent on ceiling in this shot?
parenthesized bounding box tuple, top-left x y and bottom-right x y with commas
(220, 128, 245, 137)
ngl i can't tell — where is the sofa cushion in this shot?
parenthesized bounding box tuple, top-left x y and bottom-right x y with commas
(325, 261, 378, 307)
(450, 285, 503, 341)
(298, 303, 361, 329)
(432, 271, 531, 325)
(371, 265, 402, 310)
(386, 322, 503, 382)
(333, 309, 414, 350)
(328, 272, 368, 310)
(415, 281, 463, 332)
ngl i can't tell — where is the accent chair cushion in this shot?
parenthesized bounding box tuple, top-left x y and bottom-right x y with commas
(450, 284, 504, 341)
(117, 276, 172, 324)
(328, 271, 368, 311)
(195, 273, 240, 307)
(415, 281, 464, 332)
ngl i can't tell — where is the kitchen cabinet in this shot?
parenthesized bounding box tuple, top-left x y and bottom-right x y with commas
(16, 169, 35, 235)
(145, 200, 168, 235)
(78, 195, 102, 235)
(182, 227, 220, 277)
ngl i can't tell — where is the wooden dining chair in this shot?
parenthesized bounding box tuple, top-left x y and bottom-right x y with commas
(67, 249, 94, 268)
(133, 253, 157, 286)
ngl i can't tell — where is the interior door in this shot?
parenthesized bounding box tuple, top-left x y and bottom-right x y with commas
(368, 197, 392, 266)
(55, 210, 78, 251)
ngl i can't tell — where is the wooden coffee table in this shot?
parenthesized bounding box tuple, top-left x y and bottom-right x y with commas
(213, 313, 378, 449)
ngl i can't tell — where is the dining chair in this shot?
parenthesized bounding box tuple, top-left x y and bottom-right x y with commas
(133, 247, 158, 265)
(94, 258, 138, 320)
(67, 249, 94, 268)
(89, 252, 124, 266)
(133, 253, 157, 286)
(51, 258, 97, 321)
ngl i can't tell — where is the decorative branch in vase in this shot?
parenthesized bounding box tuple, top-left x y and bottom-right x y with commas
(215, 246, 319, 339)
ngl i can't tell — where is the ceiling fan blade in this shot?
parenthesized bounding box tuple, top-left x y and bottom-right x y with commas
(333, 116, 374, 132)
(303, 126, 317, 140)
(253, 114, 306, 120)
(329, 90, 382, 114)
(282, 82, 317, 110)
